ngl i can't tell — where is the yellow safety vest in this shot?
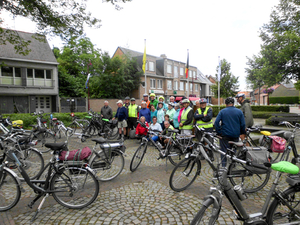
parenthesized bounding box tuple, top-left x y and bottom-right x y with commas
(128, 104, 138, 118)
(180, 107, 193, 130)
(166, 125, 176, 138)
(196, 107, 213, 128)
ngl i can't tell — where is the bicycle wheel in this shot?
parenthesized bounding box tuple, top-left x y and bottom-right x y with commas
(0, 169, 21, 211)
(86, 125, 97, 136)
(259, 135, 281, 163)
(228, 161, 270, 193)
(130, 144, 147, 172)
(51, 167, 99, 209)
(18, 148, 44, 180)
(169, 157, 201, 192)
(90, 150, 124, 181)
(168, 145, 187, 166)
(266, 186, 300, 224)
(69, 123, 77, 136)
(191, 198, 220, 225)
(106, 126, 118, 140)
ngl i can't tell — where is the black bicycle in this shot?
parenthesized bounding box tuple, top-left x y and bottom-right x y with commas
(0, 140, 99, 222)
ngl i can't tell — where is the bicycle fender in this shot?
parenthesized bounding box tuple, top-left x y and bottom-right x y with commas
(1, 166, 25, 193)
(203, 195, 220, 210)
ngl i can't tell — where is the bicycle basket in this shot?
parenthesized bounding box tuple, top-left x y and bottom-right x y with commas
(245, 147, 270, 174)
(269, 136, 286, 153)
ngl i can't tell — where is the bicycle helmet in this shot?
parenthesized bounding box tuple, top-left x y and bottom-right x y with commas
(150, 93, 156, 97)
(159, 96, 165, 100)
(143, 94, 148, 97)
(199, 98, 207, 103)
(235, 93, 245, 99)
(182, 99, 190, 104)
(225, 97, 234, 105)
(125, 96, 130, 100)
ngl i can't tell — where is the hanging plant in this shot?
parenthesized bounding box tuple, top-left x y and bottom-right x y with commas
(263, 88, 274, 94)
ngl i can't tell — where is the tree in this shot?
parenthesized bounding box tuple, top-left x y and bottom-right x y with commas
(56, 36, 142, 98)
(246, 0, 300, 88)
(0, 0, 130, 55)
(211, 59, 239, 98)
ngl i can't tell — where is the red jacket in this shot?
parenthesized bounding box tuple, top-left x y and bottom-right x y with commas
(135, 122, 149, 136)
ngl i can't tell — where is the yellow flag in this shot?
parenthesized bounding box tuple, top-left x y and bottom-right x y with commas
(142, 39, 146, 73)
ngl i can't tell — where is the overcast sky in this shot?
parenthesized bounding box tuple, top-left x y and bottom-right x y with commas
(2, 0, 280, 90)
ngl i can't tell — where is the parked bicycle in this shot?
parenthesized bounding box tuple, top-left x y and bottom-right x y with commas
(169, 125, 271, 193)
(130, 123, 194, 172)
(190, 148, 300, 224)
(53, 120, 73, 139)
(0, 140, 99, 222)
(68, 113, 89, 136)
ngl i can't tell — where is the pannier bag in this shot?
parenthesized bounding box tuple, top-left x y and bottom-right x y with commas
(245, 147, 270, 174)
(269, 136, 286, 153)
(59, 146, 92, 161)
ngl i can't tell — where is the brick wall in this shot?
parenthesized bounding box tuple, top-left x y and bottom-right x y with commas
(89, 99, 144, 113)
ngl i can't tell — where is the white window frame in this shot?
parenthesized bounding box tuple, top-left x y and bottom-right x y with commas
(180, 81, 184, 90)
(157, 79, 163, 89)
(149, 62, 155, 72)
(174, 80, 178, 90)
(167, 80, 172, 90)
(174, 66, 178, 78)
(189, 70, 192, 78)
(195, 84, 198, 92)
(150, 79, 156, 89)
(167, 64, 172, 74)
(180, 67, 184, 76)
(190, 83, 193, 91)
(0, 66, 22, 85)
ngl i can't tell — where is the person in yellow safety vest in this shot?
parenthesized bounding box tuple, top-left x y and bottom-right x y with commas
(159, 121, 175, 157)
(127, 98, 139, 138)
(194, 98, 214, 161)
(179, 99, 194, 135)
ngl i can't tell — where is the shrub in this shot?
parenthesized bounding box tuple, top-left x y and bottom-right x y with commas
(269, 96, 299, 104)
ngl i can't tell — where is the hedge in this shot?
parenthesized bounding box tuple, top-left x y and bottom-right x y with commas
(269, 96, 299, 104)
(211, 105, 289, 117)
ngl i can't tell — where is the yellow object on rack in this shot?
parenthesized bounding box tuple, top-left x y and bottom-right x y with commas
(12, 120, 23, 127)
(260, 131, 271, 136)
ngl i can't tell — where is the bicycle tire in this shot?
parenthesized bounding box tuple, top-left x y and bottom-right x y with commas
(90, 150, 124, 181)
(168, 146, 187, 167)
(130, 144, 147, 172)
(191, 197, 220, 225)
(86, 125, 97, 136)
(18, 148, 44, 180)
(51, 167, 99, 209)
(0, 169, 21, 211)
(106, 127, 119, 140)
(68, 123, 77, 136)
(169, 157, 201, 192)
(228, 161, 270, 193)
(266, 186, 300, 224)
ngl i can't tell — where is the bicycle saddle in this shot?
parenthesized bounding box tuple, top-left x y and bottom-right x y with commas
(45, 142, 66, 150)
(228, 141, 243, 147)
(92, 137, 121, 144)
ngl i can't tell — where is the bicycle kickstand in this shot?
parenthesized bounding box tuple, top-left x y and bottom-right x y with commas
(31, 193, 49, 222)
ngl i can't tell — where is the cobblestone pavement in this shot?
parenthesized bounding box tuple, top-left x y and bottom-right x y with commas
(0, 125, 298, 225)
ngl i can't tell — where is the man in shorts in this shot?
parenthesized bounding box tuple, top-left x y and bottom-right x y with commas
(113, 100, 128, 140)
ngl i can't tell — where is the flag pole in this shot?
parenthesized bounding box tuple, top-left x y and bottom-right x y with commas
(218, 56, 221, 111)
(143, 39, 147, 95)
(186, 49, 189, 97)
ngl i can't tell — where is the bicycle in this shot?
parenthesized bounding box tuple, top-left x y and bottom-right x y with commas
(54, 120, 73, 139)
(0, 133, 44, 180)
(130, 125, 194, 172)
(68, 113, 89, 136)
(190, 147, 300, 224)
(169, 125, 271, 193)
(0, 141, 99, 222)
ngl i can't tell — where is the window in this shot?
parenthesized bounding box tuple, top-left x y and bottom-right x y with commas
(180, 82, 184, 90)
(27, 69, 33, 78)
(35, 69, 44, 79)
(150, 79, 156, 88)
(174, 66, 178, 78)
(149, 62, 155, 71)
(157, 79, 163, 89)
(15, 68, 21, 77)
(190, 83, 193, 91)
(167, 64, 172, 74)
(174, 81, 178, 90)
(167, 80, 172, 90)
(189, 70, 192, 78)
(193, 71, 196, 79)
(46, 70, 51, 79)
(1, 67, 13, 77)
(180, 67, 184, 76)
(195, 84, 198, 92)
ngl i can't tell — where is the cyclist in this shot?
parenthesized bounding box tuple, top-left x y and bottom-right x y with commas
(149, 93, 158, 109)
(166, 102, 176, 126)
(127, 98, 139, 138)
(100, 100, 113, 120)
(214, 97, 246, 167)
(135, 116, 149, 138)
(113, 100, 128, 140)
(179, 99, 194, 135)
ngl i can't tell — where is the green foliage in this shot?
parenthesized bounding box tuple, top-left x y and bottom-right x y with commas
(211, 59, 239, 98)
(246, 0, 300, 88)
(269, 96, 299, 104)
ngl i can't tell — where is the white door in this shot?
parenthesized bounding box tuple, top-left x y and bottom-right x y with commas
(36, 96, 51, 113)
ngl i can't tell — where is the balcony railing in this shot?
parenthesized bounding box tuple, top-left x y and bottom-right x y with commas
(0, 77, 55, 87)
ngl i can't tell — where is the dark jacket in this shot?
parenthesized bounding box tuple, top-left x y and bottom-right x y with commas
(114, 106, 128, 121)
(100, 106, 113, 120)
(214, 106, 246, 138)
(139, 108, 151, 123)
(240, 100, 254, 128)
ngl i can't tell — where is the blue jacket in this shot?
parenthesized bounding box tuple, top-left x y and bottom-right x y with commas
(139, 108, 151, 123)
(115, 106, 128, 121)
(214, 106, 246, 138)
